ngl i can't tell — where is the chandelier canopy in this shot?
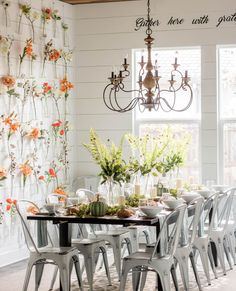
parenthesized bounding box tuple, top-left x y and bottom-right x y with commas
(103, 0, 193, 113)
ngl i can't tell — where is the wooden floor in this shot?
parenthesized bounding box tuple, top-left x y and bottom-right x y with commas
(1, 258, 236, 291)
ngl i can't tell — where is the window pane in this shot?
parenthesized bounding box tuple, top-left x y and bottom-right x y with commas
(219, 47, 236, 119)
(139, 123, 200, 181)
(223, 123, 236, 185)
(134, 48, 201, 120)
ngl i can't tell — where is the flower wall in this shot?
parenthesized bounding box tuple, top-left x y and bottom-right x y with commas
(0, 0, 77, 267)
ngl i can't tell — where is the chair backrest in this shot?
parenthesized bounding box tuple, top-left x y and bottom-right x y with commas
(47, 193, 67, 204)
(213, 188, 236, 232)
(197, 191, 219, 237)
(16, 200, 41, 253)
(150, 204, 187, 260)
(187, 196, 204, 245)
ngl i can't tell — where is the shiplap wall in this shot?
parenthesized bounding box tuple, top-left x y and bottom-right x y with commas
(75, 0, 236, 183)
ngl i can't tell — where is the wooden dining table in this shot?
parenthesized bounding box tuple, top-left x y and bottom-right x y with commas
(28, 213, 165, 291)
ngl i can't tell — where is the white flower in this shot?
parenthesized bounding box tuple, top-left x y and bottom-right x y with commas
(61, 49, 73, 62)
(30, 10, 39, 21)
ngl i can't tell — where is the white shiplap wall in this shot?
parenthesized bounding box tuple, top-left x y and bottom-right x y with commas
(75, 0, 236, 183)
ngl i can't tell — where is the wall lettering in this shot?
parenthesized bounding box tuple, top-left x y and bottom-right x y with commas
(135, 17, 160, 31)
(167, 16, 184, 25)
(192, 15, 209, 24)
(216, 13, 236, 27)
(134, 12, 236, 30)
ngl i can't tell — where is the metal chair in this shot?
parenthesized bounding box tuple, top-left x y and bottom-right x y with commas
(174, 196, 204, 291)
(119, 204, 187, 291)
(209, 188, 235, 275)
(16, 200, 83, 291)
(47, 194, 112, 291)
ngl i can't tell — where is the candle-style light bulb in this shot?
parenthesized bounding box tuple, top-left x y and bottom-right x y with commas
(185, 70, 188, 78)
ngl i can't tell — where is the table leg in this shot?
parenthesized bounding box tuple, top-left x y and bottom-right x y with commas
(156, 222, 163, 291)
(59, 222, 72, 291)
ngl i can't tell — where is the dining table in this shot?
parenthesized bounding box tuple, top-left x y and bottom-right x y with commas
(28, 212, 167, 291)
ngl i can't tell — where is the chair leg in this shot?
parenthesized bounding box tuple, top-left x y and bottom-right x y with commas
(176, 255, 189, 291)
(132, 266, 141, 291)
(215, 240, 226, 275)
(226, 234, 236, 265)
(190, 253, 202, 291)
(111, 238, 122, 280)
(35, 263, 44, 291)
(73, 255, 84, 291)
(208, 244, 218, 279)
(83, 255, 94, 291)
(143, 230, 151, 245)
(171, 264, 179, 291)
(23, 259, 35, 291)
(198, 247, 211, 285)
(49, 266, 58, 291)
(223, 238, 233, 270)
(158, 271, 171, 291)
(58, 263, 70, 291)
(119, 262, 130, 291)
(139, 268, 148, 291)
(124, 237, 132, 254)
(100, 246, 112, 286)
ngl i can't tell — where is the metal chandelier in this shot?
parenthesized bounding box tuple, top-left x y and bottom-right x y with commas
(103, 0, 193, 113)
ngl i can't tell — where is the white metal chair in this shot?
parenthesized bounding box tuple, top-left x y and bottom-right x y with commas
(46, 193, 112, 291)
(209, 188, 235, 275)
(16, 200, 84, 291)
(192, 192, 220, 285)
(174, 197, 204, 291)
(119, 204, 187, 291)
(77, 188, 133, 280)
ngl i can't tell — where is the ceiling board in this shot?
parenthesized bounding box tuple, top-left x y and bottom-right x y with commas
(62, 0, 139, 4)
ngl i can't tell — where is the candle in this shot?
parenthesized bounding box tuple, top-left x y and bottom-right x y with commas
(139, 75, 142, 82)
(111, 72, 114, 78)
(155, 70, 158, 77)
(119, 70, 122, 78)
(134, 184, 141, 195)
(124, 58, 127, 65)
(141, 55, 144, 63)
(151, 187, 157, 198)
(174, 57, 177, 65)
(171, 74, 174, 81)
(185, 70, 188, 78)
(118, 195, 125, 206)
(176, 179, 183, 189)
(189, 176, 194, 184)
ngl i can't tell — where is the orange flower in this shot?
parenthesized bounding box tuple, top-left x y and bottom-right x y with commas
(3, 116, 12, 125)
(52, 120, 62, 127)
(25, 39, 33, 57)
(38, 175, 45, 181)
(49, 49, 61, 62)
(1, 75, 16, 88)
(19, 162, 32, 177)
(29, 128, 40, 139)
(6, 198, 12, 204)
(27, 205, 39, 215)
(59, 129, 64, 136)
(10, 122, 20, 133)
(0, 167, 7, 180)
(6, 204, 11, 211)
(54, 187, 66, 196)
(59, 77, 73, 93)
(43, 82, 52, 94)
(49, 168, 56, 177)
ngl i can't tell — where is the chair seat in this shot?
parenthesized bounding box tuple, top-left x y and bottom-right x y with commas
(38, 246, 78, 255)
(94, 229, 130, 237)
(124, 251, 164, 261)
(72, 238, 105, 245)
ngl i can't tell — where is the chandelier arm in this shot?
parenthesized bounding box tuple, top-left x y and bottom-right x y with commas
(159, 84, 193, 112)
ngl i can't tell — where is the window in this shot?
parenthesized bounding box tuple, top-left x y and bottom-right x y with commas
(133, 47, 201, 181)
(218, 46, 236, 185)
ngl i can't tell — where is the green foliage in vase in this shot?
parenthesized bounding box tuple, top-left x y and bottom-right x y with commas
(125, 130, 170, 176)
(84, 128, 128, 184)
(156, 128, 190, 175)
(125, 194, 145, 207)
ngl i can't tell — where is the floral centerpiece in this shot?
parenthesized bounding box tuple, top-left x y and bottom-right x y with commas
(84, 128, 128, 205)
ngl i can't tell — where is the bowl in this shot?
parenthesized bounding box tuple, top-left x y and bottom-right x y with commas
(181, 192, 200, 203)
(197, 189, 212, 199)
(163, 199, 184, 209)
(212, 185, 228, 192)
(139, 205, 163, 218)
